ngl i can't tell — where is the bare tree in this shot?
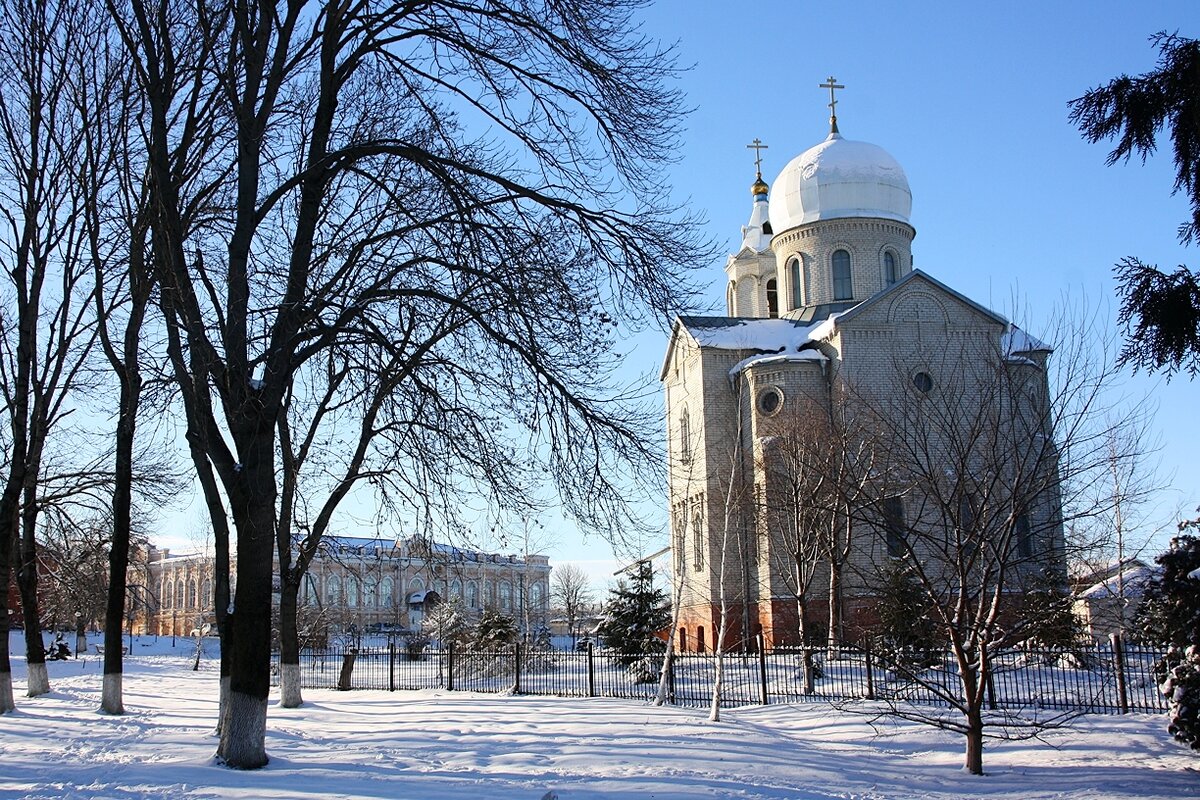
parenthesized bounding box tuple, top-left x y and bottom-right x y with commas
(550, 563, 594, 647)
(0, 0, 101, 710)
(107, 0, 710, 767)
(833, 312, 1144, 775)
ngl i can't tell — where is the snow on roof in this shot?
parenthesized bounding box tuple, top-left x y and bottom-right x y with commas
(1079, 564, 1160, 600)
(729, 349, 827, 377)
(1002, 324, 1051, 355)
(684, 317, 824, 351)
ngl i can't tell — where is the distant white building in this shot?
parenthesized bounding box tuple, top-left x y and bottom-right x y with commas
(146, 535, 550, 639)
(1073, 559, 1159, 641)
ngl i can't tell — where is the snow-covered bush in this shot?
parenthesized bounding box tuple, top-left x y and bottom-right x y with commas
(1139, 532, 1200, 751)
(1160, 645, 1200, 751)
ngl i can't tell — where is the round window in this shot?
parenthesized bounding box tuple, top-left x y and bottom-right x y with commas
(757, 387, 783, 415)
(912, 371, 934, 393)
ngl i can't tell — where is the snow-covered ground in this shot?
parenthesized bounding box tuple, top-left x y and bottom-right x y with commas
(0, 633, 1194, 799)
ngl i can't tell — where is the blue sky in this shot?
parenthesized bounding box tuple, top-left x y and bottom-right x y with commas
(563, 0, 1199, 586)
(161, 2, 1198, 592)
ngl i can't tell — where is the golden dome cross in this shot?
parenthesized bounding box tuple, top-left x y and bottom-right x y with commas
(746, 138, 768, 175)
(819, 76, 845, 133)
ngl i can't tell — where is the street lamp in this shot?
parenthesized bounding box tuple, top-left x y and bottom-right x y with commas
(74, 608, 84, 658)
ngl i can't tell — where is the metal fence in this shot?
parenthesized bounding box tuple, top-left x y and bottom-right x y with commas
(271, 639, 1170, 715)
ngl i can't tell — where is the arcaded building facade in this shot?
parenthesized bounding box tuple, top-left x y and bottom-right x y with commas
(146, 535, 550, 639)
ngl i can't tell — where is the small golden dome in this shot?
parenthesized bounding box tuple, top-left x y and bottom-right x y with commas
(751, 173, 769, 197)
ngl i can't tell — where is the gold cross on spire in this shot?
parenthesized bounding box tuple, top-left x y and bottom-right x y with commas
(819, 75, 845, 134)
(746, 138, 768, 176)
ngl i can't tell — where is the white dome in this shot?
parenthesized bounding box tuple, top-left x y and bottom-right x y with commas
(767, 133, 911, 234)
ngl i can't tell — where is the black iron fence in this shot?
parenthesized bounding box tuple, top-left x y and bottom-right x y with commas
(271, 638, 1169, 715)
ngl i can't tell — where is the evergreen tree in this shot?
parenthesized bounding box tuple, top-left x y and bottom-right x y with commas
(1020, 568, 1086, 653)
(1135, 532, 1200, 751)
(471, 608, 519, 651)
(872, 561, 942, 670)
(1070, 33, 1200, 377)
(597, 564, 671, 669)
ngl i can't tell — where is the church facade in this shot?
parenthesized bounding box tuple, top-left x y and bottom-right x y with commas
(662, 101, 1064, 652)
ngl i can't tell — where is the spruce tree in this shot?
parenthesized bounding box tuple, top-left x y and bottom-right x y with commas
(597, 564, 671, 670)
(1136, 532, 1200, 751)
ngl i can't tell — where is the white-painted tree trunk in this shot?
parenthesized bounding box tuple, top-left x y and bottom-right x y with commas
(100, 673, 123, 715)
(25, 663, 49, 697)
(279, 664, 302, 708)
(216, 690, 268, 769)
(214, 676, 230, 736)
(0, 674, 13, 713)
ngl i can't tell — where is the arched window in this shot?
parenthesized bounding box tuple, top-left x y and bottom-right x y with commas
(346, 576, 360, 608)
(364, 578, 378, 608)
(176, 580, 186, 609)
(466, 581, 478, 609)
(450, 579, 463, 599)
(679, 408, 691, 464)
(409, 577, 424, 594)
(884, 251, 898, 286)
(379, 576, 394, 607)
(789, 258, 804, 309)
(164, 580, 174, 609)
(530, 582, 544, 608)
(201, 580, 212, 610)
(326, 575, 342, 607)
(832, 250, 853, 300)
(189, 579, 199, 609)
(726, 281, 736, 315)
(499, 580, 513, 610)
(765, 278, 779, 317)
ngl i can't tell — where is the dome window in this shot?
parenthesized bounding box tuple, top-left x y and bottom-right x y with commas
(912, 371, 934, 393)
(884, 251, 899, 286)
(788, 258, 802, 309)
(832, 250, 853, 300)
(766, 278, 779, 318)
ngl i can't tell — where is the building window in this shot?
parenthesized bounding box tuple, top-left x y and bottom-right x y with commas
(466, 581, 478, 609)
(727, 281, 736, 315)
(176, 581, 186, 609)
(500, 581, 513, 611)
(201, 580, 211, 609)
(883, 497, 906, 557)
(692, 495, 705, 571)
(832, 250, 853, 300)
(164, 580, 174, 609)
(379, 576, 394, 607)
(327, 575, 342, 607)
(674, 509, 686, 574)
(788, 258, 802, 309)
(346, 576, 359, 608)
(679, 408, 691, 464)
(1015, 513, 1033, 558)
(884, 251, 898, 286)
(766, 278, 779, 317)
(696, 625, 706, 653)
(364, 578, 378, 608)
(757, 386, 783, 416)
(912, 371, 934, 393)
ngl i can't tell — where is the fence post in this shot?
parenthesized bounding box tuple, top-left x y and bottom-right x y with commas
(514, 642, 522, 694)
(1111, 633, 1129, 714)
(985, 658, 997, 711)
(864, 646, 875, 700)
(667, 650, 676, 704)
(389, 641, 396, 692)
(447, 642, 455, 691)
(586, 642, 595, 698)
(757, 633, 769, 705)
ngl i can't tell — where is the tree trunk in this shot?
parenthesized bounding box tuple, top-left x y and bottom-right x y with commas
(215, 429, 277, 769)
(278, 582, 302, 708)
(18, 488, 47, 696)
(101, 375, 139, 714)
(964, 704, 984, 775)
(0, 469, 21, 712)
(827, 562, 842, 657)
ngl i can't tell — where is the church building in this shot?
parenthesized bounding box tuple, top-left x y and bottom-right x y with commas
(661, 84, 1064, 652)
